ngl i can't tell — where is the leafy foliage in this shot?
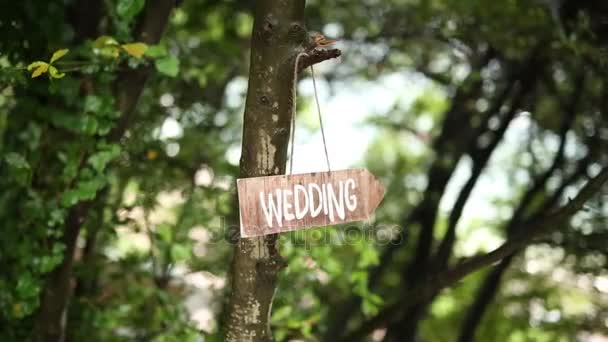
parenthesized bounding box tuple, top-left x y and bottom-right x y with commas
(0, 0, 607, 341)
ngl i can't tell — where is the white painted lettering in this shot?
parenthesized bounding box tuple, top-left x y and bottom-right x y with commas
(294, 184, 309, 219)
(259, 179, 360, 226)
(283, 189, 295, 221)
(308, 183, 323, 217)
(345, 178, 357, 211)
(322, 184, 328, 215)
(260, 190, 282, 227)
(326, 183, 345, 221)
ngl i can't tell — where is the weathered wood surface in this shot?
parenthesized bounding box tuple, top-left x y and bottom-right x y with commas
(237, 169, 385, 237)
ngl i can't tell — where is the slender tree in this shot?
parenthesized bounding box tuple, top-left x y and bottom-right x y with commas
(224, 0, 339, 339)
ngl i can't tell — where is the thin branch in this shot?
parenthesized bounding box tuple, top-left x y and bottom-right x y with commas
(433, 72, 521, 270)
(297, 48, 342, 73)
(456, 80, 583, 339)
(414, 63, 452, 85)
(110, 0, 178, 140)
(438, 166, 608, 288)
(509, 73, 585, 229)
(542, 115, 604, 212)
(456, 255, 513, 342)
(383, 54, 541, 339)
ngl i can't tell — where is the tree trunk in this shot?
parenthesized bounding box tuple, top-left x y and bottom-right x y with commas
(224, 1, 328, 340)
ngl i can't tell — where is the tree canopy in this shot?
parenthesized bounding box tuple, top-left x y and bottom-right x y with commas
(0, 0, 607, 341)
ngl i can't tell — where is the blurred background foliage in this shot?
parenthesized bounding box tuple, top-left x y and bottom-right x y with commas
(0, 0, 607, 341)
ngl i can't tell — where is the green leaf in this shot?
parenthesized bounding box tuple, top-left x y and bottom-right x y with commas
(98, 46, 121, 58)
(117, 0, 145, 19)
(361, 295, 382, 317)
(93, 36, 121, 58)
(61, 177, 106, 207)
(157, 224, 173, 243)
(47, 209, 66, 228)
(349, 270, 368, 284)
(49, 112, 100, 135)
(4, 152, 32, 186)
(235, 13, 254, 38)
(60, 154, 79, 181)
(84, 95, 117, 119)
(52, 242, 66, 255)
(4, 152, 30, 170)
(60, 191, 80, 207)
(50, 49, 69, 63)
(121, 42, 148, 59)
(16, 273, 40, 299)
(80, 116, 99, 135)
(145, 44, 167, 58)
(48, 65, 65, 79)
(170, 244, 190, 262)
(38, 255, 62, 274)
(357, 247, 380, 268)
(155, 56, 179, 77)
(26, 61, 47, 71)
(84, 95, 102, 113)
(271, 306, 293, 322)
(88, 145, 121, 172)
(96, 118, 113, 135)
(93, 35, 119, 48)
(26, 61, 49, 78)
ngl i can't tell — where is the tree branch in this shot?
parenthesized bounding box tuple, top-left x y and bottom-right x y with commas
(110, 0, 177, 140)
(438, 166, 608, 288)
(456, 82, 582, 339)
(383, 51, 543, 341)
(456, 255, 513, 342)
(433, 71, 521, 271)
(297, 48, 341, 73)
(342, 166, 608, 341)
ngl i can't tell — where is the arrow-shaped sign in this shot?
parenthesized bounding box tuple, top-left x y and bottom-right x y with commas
(237, 169, 385, 238)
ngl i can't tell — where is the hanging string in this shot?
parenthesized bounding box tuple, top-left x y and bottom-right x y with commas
(288, 52, 332, 175)
(310, 64, 331, 172)
(288, 52, 306, 175)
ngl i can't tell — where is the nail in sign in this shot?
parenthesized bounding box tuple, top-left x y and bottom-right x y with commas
(237, 169, 385, 238)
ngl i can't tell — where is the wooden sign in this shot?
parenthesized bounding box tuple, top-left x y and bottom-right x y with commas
(237, 169, 385, 237)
